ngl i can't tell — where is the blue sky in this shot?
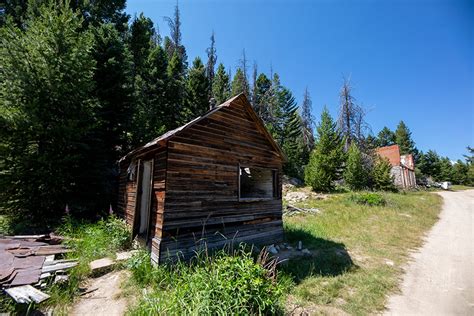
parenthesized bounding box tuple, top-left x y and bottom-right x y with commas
(126, 0, 473, 160)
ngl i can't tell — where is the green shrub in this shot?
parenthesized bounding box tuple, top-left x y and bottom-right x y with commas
(57, 215, 131, 262)
(344, 143, 369, 190)
(127, 246, 291, 315)
(349, 193, 386, 206)
(372, 157, 397, 192)
(43, 215, 132, 310)
(304, 108, 345, 192)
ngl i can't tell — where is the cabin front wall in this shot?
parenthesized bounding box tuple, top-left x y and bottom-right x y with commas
(117, 146, 167, 260)
(156, 99, 284, 263)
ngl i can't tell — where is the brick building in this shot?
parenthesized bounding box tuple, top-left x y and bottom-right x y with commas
(376, 145, 416, 189)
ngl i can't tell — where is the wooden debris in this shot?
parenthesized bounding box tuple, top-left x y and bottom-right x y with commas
(10, 268, 42, 286)
(42, 262, 77, 273)
(89, 258, 114, 273)
(35, 245, 71, 255)
(283, 204, 321, 217)
(5, 285, 50, 304)
(54, 275, 69, 284)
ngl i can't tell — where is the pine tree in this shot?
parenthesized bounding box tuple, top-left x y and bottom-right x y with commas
(452, 160, 469, 185)
(166, 51, 186, 128)
(439, 157, 454, 181)
(344, 143, 368, 190)
(274, 88, 304, 177)
(0, 2, 98, 217)
(129, 13, 156, 75)
(417, 150, 442, 181)
(364, 134, 378, 151)
(372, 157, 396, 191)
(305, 108, 345, 192)
(91, 23, 134, 204)
(395, 121, 416, 155)
(92, 23, 133, 153)
(206, 31, 217, 96)
(184, 57, 210, 121)
(212, 63, 230, 105)
(377, 126, 396, 147)
(254, 73, 272, 120)
(231, 68, 249, 97)
(132, 45, 169, 145)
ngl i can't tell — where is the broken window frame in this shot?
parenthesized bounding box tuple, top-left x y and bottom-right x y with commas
(238, 164, 279, 202)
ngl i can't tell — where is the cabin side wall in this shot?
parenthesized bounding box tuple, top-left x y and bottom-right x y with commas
(157, 99, 284, 262)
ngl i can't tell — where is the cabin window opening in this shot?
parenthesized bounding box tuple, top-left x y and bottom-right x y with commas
(239, 166, 277, 200)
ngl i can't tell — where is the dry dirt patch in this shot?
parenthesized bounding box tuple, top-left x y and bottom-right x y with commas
(70, 270, 131, 316)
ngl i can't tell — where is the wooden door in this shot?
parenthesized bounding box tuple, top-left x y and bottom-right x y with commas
(135, 159, 153, 239)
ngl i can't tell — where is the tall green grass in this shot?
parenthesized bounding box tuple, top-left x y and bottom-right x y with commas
(283, 191, 442, 314)
(47, 215, 131, 312)
(127, 246, 292, 315)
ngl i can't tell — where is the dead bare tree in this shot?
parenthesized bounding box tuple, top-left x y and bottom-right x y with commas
(251, 62, 258, 108)
(301, 87, 315, 150)
(338, 77, 370, 150)
(238, 49, 250, 96)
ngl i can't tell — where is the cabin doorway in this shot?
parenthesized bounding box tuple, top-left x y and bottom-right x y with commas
(134, 159, 153, 240)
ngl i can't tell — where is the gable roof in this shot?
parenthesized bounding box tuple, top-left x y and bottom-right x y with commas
(119, 93, 286, 162)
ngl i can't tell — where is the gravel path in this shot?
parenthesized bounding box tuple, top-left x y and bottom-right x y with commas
(70, 270, 131, 316)
(385, 190, 474, 315)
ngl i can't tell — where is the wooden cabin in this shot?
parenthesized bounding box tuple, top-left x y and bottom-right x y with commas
(117, 94, 285, 264)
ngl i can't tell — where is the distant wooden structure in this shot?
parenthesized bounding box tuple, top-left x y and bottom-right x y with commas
(376, 144, 416, 188)
(117, 94, 285, 264)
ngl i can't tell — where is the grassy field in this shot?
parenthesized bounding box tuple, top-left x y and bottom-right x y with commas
(1, 190, 443, 315)
(450, 184, 474, 191)
(282, 190, 442, 315)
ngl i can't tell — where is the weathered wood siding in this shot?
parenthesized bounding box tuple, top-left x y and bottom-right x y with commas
(117, 162, 137, 225)
(157, 98, 284, 262)
(117, 147, 167, 248)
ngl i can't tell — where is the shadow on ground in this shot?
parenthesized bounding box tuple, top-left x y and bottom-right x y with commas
(281, 227, 356, 282)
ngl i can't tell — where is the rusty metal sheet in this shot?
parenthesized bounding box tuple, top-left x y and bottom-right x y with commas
(12, 256, 45, 270)
(8, 247, 37, 257)
(17, 241, 48, 247)
(0, 270, 17, 285)
(35, 245, 70, 255)
(9, 268, 42, 286)
(0, 267, 14, 281)
(0, 240, 21, 250)
(0, 251, 15, 269)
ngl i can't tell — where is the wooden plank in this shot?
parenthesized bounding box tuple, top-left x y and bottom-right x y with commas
(5, 285, 50, 304)
(41, 262, 77, 273)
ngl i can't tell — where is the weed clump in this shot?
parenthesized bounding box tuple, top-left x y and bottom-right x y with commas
(46, 215, 131, 310)
(349, 192, 386, 206)
(127, 246, 291, 315)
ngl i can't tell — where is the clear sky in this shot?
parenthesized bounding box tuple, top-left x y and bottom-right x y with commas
(125, 0, 473, 160)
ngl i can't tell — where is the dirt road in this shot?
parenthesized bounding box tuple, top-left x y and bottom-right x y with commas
(385, 190, 474, 315)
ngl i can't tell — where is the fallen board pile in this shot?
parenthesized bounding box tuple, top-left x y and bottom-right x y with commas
(0, 234, 77, 304)
(283, 205, 321, 217)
